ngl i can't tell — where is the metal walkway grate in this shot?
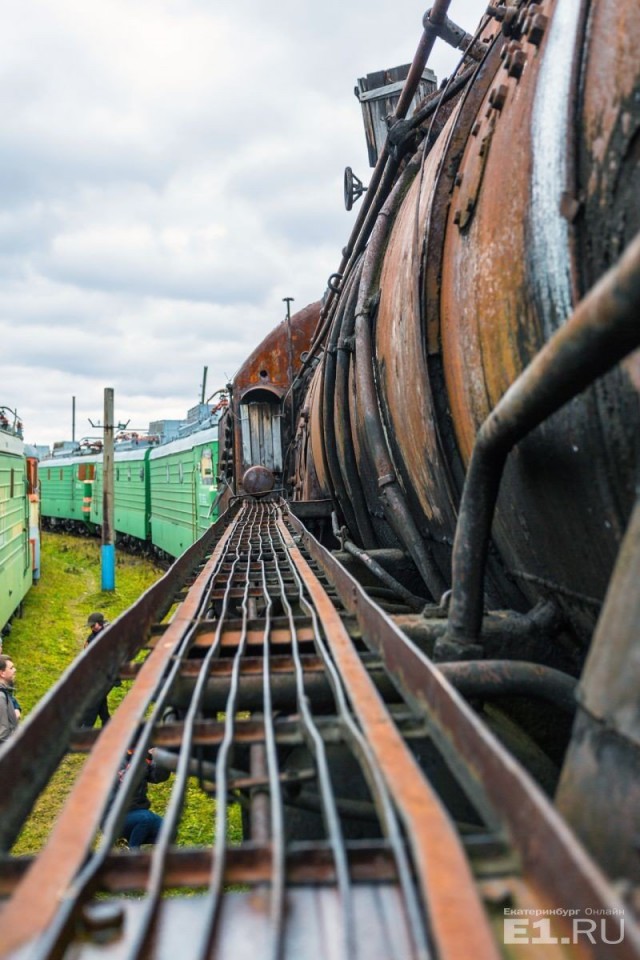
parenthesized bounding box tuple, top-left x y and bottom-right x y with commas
(0, 501, 635, 959)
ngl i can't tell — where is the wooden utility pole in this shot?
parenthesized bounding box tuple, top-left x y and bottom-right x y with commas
(101, 387, 115, 590)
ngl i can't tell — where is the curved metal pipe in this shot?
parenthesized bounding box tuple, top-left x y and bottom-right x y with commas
(353, 161, 447, 601)
(332, 262, 378, 549)
(331, 512, 425, 612)
(443, 230, 640, 651)
(320, 265, 368, 543)
(438, 660, 577, 713)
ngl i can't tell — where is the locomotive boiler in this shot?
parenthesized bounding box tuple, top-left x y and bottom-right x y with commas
(2, 1, 640, 957)
(227, 0, 640, 885)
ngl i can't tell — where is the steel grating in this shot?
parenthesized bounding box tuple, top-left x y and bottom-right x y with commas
(0, 501, 637, 959)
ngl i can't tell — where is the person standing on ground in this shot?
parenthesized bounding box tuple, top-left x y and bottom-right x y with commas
(0, 656, 19, 743)
(79, 612, 111, 729)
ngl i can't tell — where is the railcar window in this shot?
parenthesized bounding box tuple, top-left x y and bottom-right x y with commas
(139, 467, 145, 481)
(10, 468, 14, 497)
(127, 466, 132, 482)
(201, 449, 213, 484)
(59, 469, 63, 480)
(178, 462, 184, 483)
(116, 467, 120, 481)
(47, 468, 51, 480)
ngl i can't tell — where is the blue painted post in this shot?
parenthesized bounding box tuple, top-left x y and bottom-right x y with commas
(101, 544, 115, 590)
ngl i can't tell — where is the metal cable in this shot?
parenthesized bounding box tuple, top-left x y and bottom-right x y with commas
(269, 502, 355, 960)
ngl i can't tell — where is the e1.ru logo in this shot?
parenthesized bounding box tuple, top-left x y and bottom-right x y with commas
(504, 917, 624, 946)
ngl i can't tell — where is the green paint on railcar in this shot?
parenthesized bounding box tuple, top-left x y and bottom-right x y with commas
(149, 427, 219, 558)
(40, 457, 96, 528)
(0, 437, 32, 631)
(91, 448, 152, 542)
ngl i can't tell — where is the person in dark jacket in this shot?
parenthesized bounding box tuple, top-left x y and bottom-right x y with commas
(117, 747, 171, 848)
(0, 655, 19, 744)
(79, 612, 111, 728)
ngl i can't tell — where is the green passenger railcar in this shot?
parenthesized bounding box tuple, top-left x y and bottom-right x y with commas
(0, 429, 32, 631)
(149, 426, 219, 558)
(39, 455, 96, 529)
(90, 447, 152, 544)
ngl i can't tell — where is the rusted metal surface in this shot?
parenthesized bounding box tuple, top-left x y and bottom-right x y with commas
(276, 512, 499, 960)
(3, 5, 640, 954)
(295, 0, 640, 650)
(438, 659, 577, 712)
(349, 157, 447, 599)
(556, 495, 640, 881)
(1, 500, 639, 957)
(287, 509, 639, 959)
(224, 301, 319, 504)
(438, 0, 639, 634)
(233, 302, 320, 404)
(242, 464, 275, 496)
(373, 59, 476, 578)
(444, 227, 640, 650)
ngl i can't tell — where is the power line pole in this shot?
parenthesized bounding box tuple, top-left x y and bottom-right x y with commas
(102, 388, 115, 591)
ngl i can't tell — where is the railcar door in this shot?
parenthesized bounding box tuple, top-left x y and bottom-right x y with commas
(239, 393, 283, 475)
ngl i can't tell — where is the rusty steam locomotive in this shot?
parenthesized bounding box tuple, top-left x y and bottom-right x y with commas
(217, 0, 640, 890)
(2, 1, 640, 957)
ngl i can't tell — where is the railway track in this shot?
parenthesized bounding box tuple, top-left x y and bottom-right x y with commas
(0, 500, 637, 959)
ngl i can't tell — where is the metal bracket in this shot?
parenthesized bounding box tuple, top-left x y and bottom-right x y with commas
(423, 9, 483, 59)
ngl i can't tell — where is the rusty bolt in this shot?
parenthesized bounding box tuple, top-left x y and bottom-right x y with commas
(471, 121, 481, 137)
(489, 84, 508, 111)
(502, 40, 519, 71)
(486, 4, 507, 21)
(508, 49, 527, 79)
(501, 8, 520, 38)
(527, 13, 549, 46)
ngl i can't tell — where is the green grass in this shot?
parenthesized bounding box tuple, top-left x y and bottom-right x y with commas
(7, 531, 241, 857)
(5, 534, 160, 713)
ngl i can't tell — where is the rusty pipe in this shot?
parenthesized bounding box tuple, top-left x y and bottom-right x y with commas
(443, 230, 640, 651)
(332, 260, 378, 548)
(320, 265, 366, 541)
(354, 162, 447, 600)
(331, 512, 426, 612)
(304, 0, 458, 365)
(438, 660, 577, 713)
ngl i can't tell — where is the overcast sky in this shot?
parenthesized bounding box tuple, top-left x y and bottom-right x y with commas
(1, 0, 479, 449)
